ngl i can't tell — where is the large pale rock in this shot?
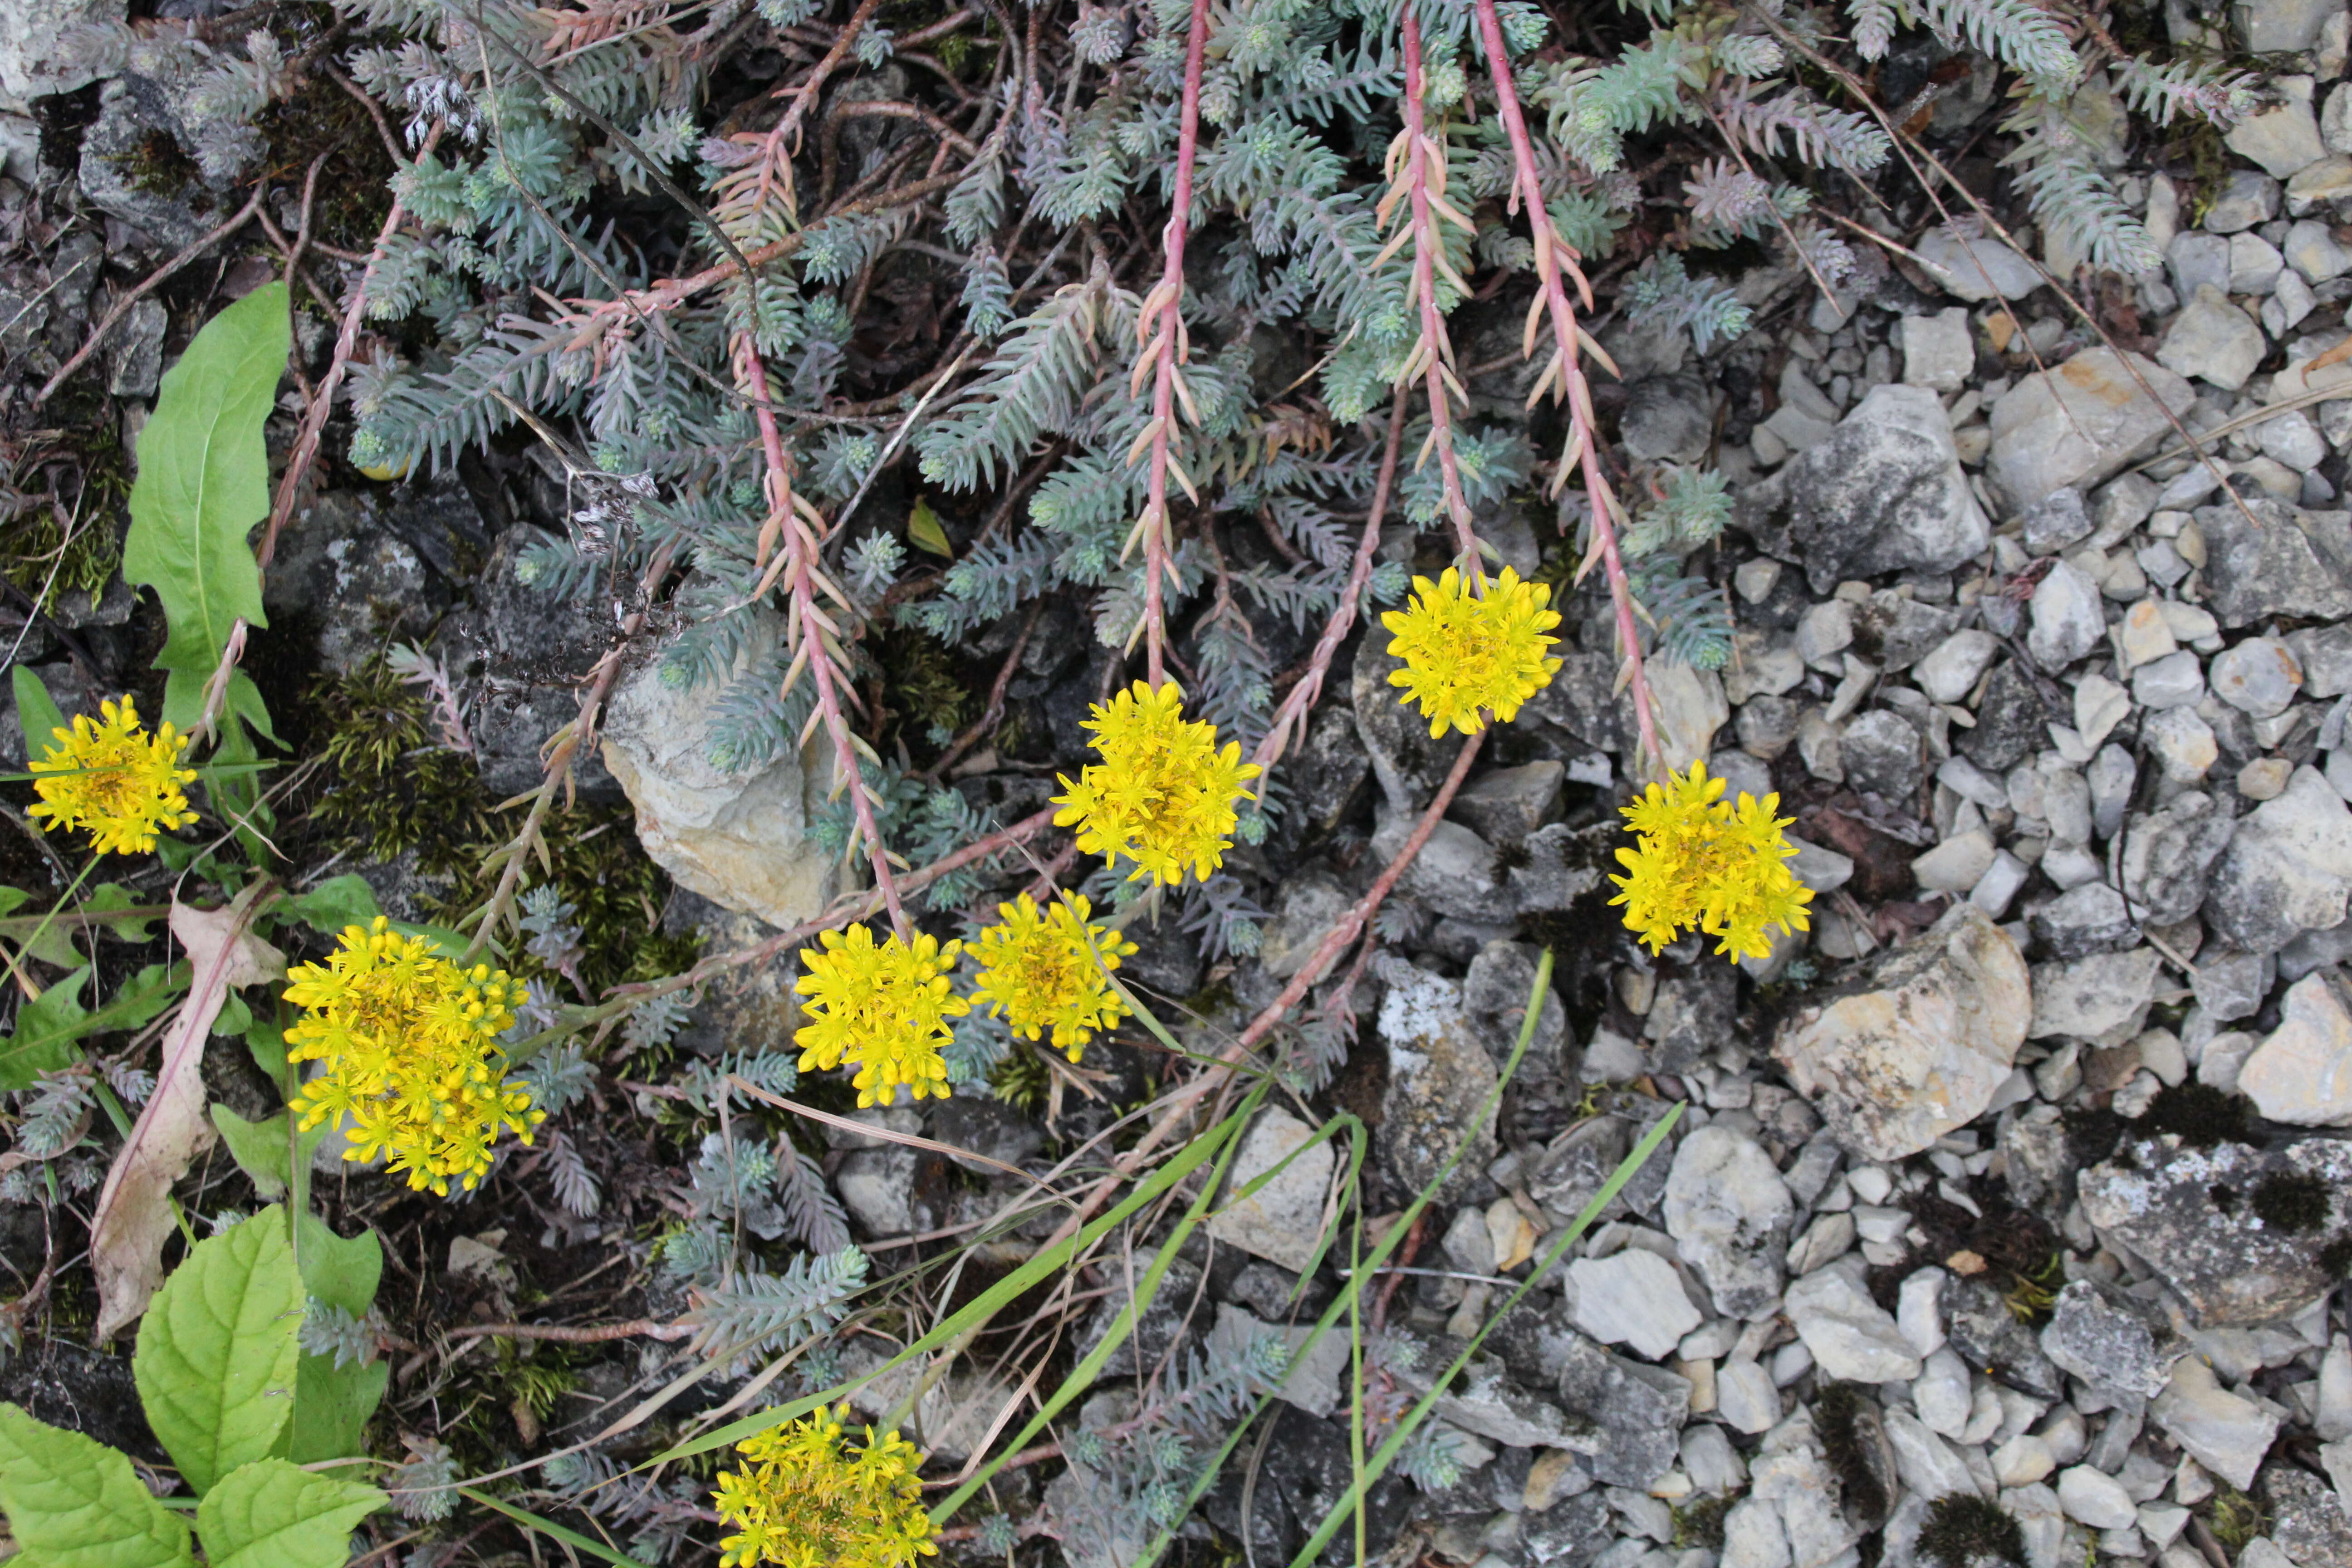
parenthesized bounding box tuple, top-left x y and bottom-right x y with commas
(2195, 495, 2352, 627)
(1208, 1108, 1336, 1273)
(1773, 904, 2031, 1161)
(1566, 1248, 1700, 1359)
(2239, 970, 2352, 1125)
(1663, 1126, 1794, 1319)
(2156, 285, 2268, 391)
(1988, 349, 2197, 508)
(2204, 766, 2352, 952)
(602, 620, 839, 927)
(2080, 1133, 2352, 1325)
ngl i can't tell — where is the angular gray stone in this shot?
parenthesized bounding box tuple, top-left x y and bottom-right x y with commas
(1842, 709, 1923, 800)
(1988, 349, 2199, 507)
(2210, 637, 2305, 717)
(2029, 562, 2107, 671)
(1450, 760, 1564, 844)
(1774, 383, 1992, 592)
(1774, 904, 2031, 1161)
(2151, 1359, 2280, 1491)
(2040, 1280, 2174, 1402)
(1916, 230, 2044, 300)
(1464, 938, 1568, 1074)
(1376, 960, 1498, 1205)
(2030, 946, 2163, 1041)
(2204, 766, 2352, 952)
(2034, 882, 2144, 960)
(1902, 307, 1975, 391)
(2196, 495, 2352, 628)
(1662, 1126, 1794, 1320)
(1373, 812, 1501, 921)
(2120, 795, 2236, 926)
(1209, 1107, 1338, 1274)
(1945, 1275, 2064, 1398)
(2021, 487, 2094, 555)
(2158, 285, 2268, 392)
(2238, 969, 2352, 1126)
(1621, 374, 1715, 463)
(603, 615, 838, 927)
(1565, 1248, 1700, 1360)
(1554, 1332, 1695, 1487)
(1917, 628, 2002, 704)
(2080, 1134, 2352, 1325)
(1784, 1262, 1923, 1382)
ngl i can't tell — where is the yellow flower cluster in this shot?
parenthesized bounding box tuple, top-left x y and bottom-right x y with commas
(1053, 681, 1260, 885)
(794, 926, 967, 1107)
(969, 893, 1136, 1062)
(1609, 762, 1813, 960)
(284, 917, 540, 1195)
(1381, 567, 1562, 737)
(27, 696, 199, 855)
(712, 1406, 935, 1568)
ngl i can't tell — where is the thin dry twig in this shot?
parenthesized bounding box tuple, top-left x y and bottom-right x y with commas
(35, 189, 270, 405)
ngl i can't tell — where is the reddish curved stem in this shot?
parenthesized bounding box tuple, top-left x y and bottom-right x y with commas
(1399, 13, 1478, 562)
(1135, 0, 1216, 688)
(1471, 0, 1660, 774)
(737, 333, 910, 940)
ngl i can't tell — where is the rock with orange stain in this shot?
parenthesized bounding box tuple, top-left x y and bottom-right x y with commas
(1987, 347, 2196, 509)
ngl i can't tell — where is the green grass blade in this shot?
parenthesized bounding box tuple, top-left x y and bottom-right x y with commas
(454, 1488, 652, 1568)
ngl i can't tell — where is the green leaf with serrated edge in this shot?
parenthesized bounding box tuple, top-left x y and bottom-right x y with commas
(0, 1403, 197, 1568)
(210, 1105, 290, 1200)
(132, 1203, 302, 1494)
(0, 966, 89, 1091)
(122, 284, 284, 682)
(289, 1216, 386, 1465)
(277, 876, 381, 937)
(196, 1459, 382, 1568)
(13, 665, 68, 762)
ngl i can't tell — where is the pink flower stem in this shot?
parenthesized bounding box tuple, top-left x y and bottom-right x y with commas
(1400, 13, 1479, 564)
(1471, 0, 1662, 776)
(1136, 0, 1215, 690)
(736, 332, 910, 941)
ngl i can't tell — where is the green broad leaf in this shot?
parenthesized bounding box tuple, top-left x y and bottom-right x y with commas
(89, 883, 162, 941)
(123, 283, 285, 683)
(289, 1218, 386, 1465)
(0, 1404, 197, 1568)
(288, 1356, 387, 1469)
(906, 495, 953, 558)
(0, 966, 91, 1091)
(132, 1204, 302, 1495)
(295, 1215, 382, 1317)
(210, 1106, 290, 1200)
(212, 991, 253, 1039)
(195, 1458, 382, 1568)
(277, 876, 381, 937)
(13, 666, 67, 760)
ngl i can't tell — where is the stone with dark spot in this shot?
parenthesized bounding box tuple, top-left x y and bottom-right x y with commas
(2078, 1133, 2352, 1325)
(1843, 710, 1924, 800)
(1553, 1331, 1694, 1487)
(1774, 384, 1993, 591)
(1944, 1275, 2065, 1399)
(2195, 495, 2352, 628)
(1958, 662, 2051, 774)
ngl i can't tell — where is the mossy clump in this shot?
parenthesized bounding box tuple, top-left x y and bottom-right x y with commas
(2210, 1184, 2239, 1215)
(2251, 1171, 2331, 1234)
(1672, 1494, 1731, 1551)
(1813, 1383, 1890, 1524)
(2141, 1082, 2249, 1148)
(2061, 1105, 2124, 1166)
(2320, 1232, 2352, 1279)
(2, 428, 129, 614)
(307, 660, 492, 873)
(2203, 1481, 2264, 1551)
(1917, 1494, 2026, 1568)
